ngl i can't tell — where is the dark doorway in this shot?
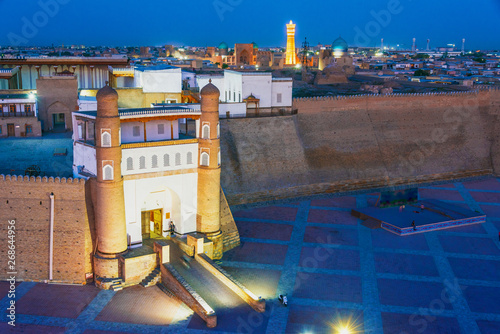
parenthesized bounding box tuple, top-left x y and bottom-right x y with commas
(52, 113, 66, 132)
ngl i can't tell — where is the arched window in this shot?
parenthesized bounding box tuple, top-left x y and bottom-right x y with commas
(163, 154, 170, 167)
(126, 157, 133, 170)
(101, 131, 111, 147)
(152, 155, 158, 168)
(217, 123, 220, 138)
(103, 165, 113, 180)
(201, 152, 209, 166)
(187, 152, 193, 164)
(175, 153, 181, 166)
(139, 156, 146, 169)
(218, 150, 221, 166)
(202, 124, 210, 139)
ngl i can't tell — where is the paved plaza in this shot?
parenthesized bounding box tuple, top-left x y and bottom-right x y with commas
(2, 178, 500, 333)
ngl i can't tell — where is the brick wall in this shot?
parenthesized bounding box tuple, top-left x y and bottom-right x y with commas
(221, 90, 500, 205)
(0, 175, 94, 284)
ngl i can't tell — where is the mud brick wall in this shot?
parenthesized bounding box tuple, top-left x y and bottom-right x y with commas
(221, 90, 500, 205)
(0, 175, 94, 284)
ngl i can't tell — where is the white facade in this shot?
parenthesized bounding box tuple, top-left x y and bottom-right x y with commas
(196, 75, 225, 98)
(78, 96, 98, 112)
(72, 107, 202, 246)
(124, 173, 198, 245)
(197, 70, 293, 109)
(134, 66, 182, 93)
(121, 119, 180, 144)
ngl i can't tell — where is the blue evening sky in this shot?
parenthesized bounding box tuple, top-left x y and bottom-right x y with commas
(0, 0, 499, 50)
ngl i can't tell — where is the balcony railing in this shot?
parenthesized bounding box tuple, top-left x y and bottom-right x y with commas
(1, 112, 35, 117)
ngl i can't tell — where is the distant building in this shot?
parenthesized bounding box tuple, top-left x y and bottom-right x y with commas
(0, 56, 128, 90)
(197, 70, 293, 116)
(0, 92, 40, 137)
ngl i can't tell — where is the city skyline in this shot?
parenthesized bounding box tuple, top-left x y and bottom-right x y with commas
(0, 0, 499, 50)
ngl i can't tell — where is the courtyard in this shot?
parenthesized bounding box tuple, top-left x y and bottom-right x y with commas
(1, 178, 500, 333)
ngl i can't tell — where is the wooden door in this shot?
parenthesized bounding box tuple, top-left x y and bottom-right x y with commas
(7, 124, 15, 137)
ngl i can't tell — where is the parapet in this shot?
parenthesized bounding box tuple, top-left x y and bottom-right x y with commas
(0, 174, 85, 184)
(292, 89, 483, 103)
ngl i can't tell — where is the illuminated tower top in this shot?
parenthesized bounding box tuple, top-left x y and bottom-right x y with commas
(285, 20, 297, 65)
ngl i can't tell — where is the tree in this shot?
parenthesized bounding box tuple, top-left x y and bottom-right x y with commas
(414, 69, 430, 77)
(222, 63, 229, 69)
(412, 53, 430, 60)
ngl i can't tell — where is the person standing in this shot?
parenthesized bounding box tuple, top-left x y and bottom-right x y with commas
(170, 221, 176, 237)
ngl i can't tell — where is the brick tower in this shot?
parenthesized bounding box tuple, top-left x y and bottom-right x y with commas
(93, 84, 128, 285)
(197, 81, 223, 258)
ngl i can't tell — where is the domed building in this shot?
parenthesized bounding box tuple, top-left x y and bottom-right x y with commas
(252, 42, 258, 50)
(332, 36, 349, 58)
(218, 41, 229, 55)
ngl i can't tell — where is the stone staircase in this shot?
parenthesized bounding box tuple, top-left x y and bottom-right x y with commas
(110, 278, 124, 291)
(140, 267, 161, 288)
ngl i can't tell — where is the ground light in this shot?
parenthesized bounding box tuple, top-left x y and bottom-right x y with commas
(329, 312, 363, 334)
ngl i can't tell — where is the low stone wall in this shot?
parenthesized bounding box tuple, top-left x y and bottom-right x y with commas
(195, 253, 265, 313)
(160, 263, 216, 328)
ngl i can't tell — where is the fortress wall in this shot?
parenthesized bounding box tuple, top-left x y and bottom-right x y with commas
(221, 90, 500, 205)
(0, 175, 94, 284)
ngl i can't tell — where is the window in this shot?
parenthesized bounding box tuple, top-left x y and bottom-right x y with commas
(187, 152, 193, 164)
(152, 155, 158, 168)
(202, 125, 210, 139)
(217, 123, 220, 138)
(234, 92, 236, 101)
(101, 131, 111, 147)
(218, 150, 221, 166)
(158, 124, 165, 135)
(239, 93, 241, 102)
(77, 124, 84, 140)
(139, 156, 146, 169)
(175, 153, 181, 166)
(225, 91, 227, 101)
(9, 105, 15, 113)
(201, 152, 209, 166)
(103, 165, 113, 180)
(163, 154, 170, 166)
(24, 105, 31, 113)
(25, 125, 32, 134)
(133, 126, 140, 137)
(126, 157, 133, 170)
(277, 93, 282, 103)
(88, 122, 95, 144)
(0, 126, 2, 134)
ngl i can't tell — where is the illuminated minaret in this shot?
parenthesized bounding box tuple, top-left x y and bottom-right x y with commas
(412, 38, 416, 53)
(197, 80, 223, 258)
(427, 39, 430, 51)
(462, 38, 466, 53)
(285, 20, 297, 65)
